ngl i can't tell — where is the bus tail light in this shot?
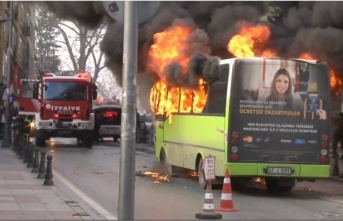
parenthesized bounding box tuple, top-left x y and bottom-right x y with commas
(321, 134, 329, 142)
(231, 131, 239, 140)
(320, 156, 328, 164)
(53, 114, 59, 119)
(72, 114, 77, 118)
(230, 154, 238, 161)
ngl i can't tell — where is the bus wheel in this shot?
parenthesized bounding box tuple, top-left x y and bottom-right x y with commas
(197, 158, 207, 189)
(265, 178, 295, 193)
(160, 149, 173, 175)
(265, 178, 278, 192)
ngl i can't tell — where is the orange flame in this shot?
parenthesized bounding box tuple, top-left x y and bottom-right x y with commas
(148, 25, 208, 118)
(143, 171, 170, 184)
(148, 25, 193, 80)
(299, 53, 343, 96)
(228, 23, 277, 58)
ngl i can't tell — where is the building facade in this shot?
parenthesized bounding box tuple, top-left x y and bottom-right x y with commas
(0, 1, 37, 84)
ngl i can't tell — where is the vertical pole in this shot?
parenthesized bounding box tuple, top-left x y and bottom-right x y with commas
(2, 1, 13, 147)
(118, 1, 138, 220)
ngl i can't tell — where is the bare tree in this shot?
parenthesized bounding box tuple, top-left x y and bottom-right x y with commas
(54, 21, 106, 82)
(96, 69, 122, 100)
(35, 3, 61, 72)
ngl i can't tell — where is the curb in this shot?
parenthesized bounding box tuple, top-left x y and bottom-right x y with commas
(329, 175, 343, 182)
(101, 141, 155, 154)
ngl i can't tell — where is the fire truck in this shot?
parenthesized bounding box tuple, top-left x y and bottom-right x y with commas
(32, 71, 97, 147)
(5, 64, 40, 143)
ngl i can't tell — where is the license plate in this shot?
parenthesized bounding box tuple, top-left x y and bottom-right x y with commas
(106, 127, 118, 133)
(264, 167, 293, 175)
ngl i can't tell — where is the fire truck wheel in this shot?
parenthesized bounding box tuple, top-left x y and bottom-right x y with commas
(83, 135, 93, 148)
(77, 138, 83, 147)
(76, 137, 92, 148)
(197, 158, 207, 189)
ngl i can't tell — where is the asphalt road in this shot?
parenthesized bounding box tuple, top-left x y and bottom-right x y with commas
(42, 138, 343, 220)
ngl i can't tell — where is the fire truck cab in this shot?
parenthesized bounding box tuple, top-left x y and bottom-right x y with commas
(33, 71, 97, 148)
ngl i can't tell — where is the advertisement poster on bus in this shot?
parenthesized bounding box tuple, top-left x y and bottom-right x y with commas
(229, 58, 331, 163)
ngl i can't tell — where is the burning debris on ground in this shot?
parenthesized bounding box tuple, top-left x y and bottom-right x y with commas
(135, 171, 170, 185)
(43, 1, 343, 113)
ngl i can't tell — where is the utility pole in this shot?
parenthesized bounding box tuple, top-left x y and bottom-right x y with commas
(118, 1, 138, 220)
(2, 1, 13, 147)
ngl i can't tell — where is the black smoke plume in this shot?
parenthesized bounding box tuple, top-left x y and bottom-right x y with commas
(44, 1, 343, 110)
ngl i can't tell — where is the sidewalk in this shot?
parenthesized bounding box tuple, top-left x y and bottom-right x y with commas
(0, 145, 106, 220)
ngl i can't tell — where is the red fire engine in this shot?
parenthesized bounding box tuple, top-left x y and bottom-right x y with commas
(33, 70, 97, 147)
(5, 64, 40, 141)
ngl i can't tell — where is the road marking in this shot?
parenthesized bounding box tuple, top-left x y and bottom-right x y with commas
(53, 169, 118, 220)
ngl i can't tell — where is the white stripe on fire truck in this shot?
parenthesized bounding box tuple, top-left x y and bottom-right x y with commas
(31, 99, 40, 111)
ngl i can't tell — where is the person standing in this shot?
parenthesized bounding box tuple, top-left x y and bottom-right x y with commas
(331, 113, 343, 176)
(0, 105, 5, 139)
(333, 113, 343, 158)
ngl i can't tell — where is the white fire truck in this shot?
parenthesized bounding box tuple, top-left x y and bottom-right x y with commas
(33, 71, 97, 147)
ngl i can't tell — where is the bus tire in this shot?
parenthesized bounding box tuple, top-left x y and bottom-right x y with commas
(197, 158, 207, 189)
(160, 148, 173, 175)
(265, 178, 295, 193)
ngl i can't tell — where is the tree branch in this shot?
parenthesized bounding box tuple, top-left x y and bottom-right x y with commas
(58, 22, 80, 36)
(54, 25, 78, 71)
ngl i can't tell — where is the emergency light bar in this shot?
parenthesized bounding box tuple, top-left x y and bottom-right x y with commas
(41, 72, 92, 82)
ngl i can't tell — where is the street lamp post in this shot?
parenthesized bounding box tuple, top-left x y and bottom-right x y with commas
(1, 1, 13, 147)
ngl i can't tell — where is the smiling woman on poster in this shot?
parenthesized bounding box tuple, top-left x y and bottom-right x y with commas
(262, 68, 327, 120)
(265, 68, 294, 110)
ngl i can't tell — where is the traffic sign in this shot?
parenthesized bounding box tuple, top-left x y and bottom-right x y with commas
(202, 156, 215, 180)
(102, 1, 160, 24)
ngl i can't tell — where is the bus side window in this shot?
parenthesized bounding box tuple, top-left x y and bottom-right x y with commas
(219, 65, 229, 82)
(202, 65, 229, 115)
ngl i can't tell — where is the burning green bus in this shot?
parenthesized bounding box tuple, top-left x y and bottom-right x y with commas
(152, 57, 331, 192)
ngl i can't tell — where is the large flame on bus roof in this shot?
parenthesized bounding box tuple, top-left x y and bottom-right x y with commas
(148, 25, 192, 80)
(228, 23, 277, 58)
(148, 25, 208, 118)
